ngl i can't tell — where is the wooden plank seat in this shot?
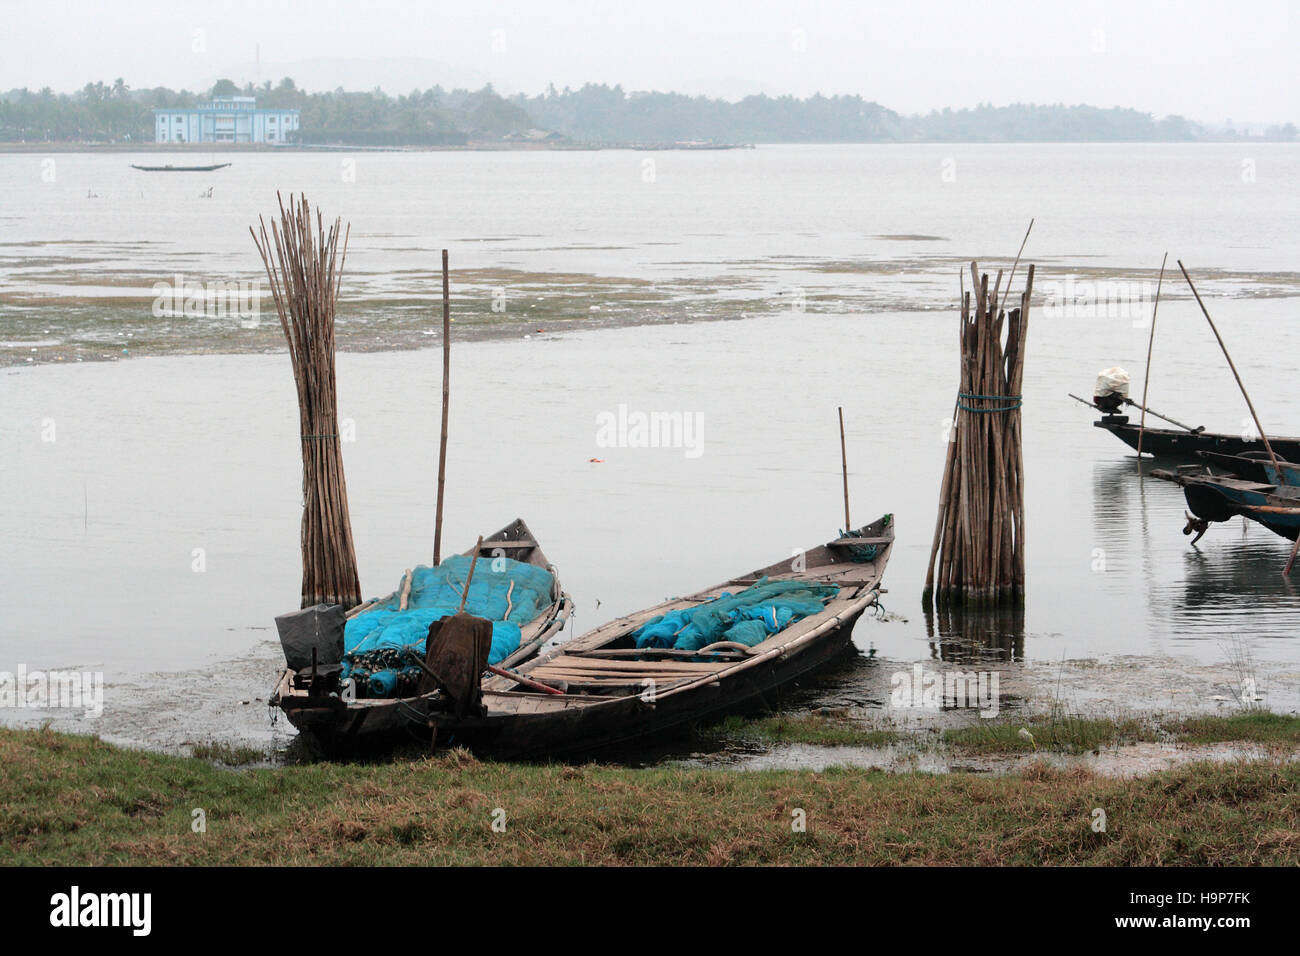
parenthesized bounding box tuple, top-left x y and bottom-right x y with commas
(564, 647, 751, 660)
(533, 658, 727, 673)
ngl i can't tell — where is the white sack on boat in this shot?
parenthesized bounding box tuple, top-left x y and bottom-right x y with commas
(1094, 367, 1130, 400)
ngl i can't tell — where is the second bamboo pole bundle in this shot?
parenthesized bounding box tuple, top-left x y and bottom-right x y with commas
(923, 260, 1033, 608)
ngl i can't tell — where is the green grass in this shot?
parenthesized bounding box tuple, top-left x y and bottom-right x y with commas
(709, 713, 903, 748)
(1167, 711, 1300, 745)
(3, 726, 1300, 865)
(943, 715, 1153, 755)
(711, 709, 1300, 755)
(188, 741, 267, 766)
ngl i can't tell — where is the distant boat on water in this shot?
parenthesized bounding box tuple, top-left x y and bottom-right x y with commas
(130, 162, 231, 172)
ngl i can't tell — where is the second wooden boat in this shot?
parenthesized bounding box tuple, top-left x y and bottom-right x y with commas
(1198, 450, 1300, 487)
(421, 515, 894, 758)
(1152, 467, 1300, 541)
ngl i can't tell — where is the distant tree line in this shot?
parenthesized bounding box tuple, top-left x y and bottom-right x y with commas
(513, 85, 904, 142)
(513, 84, 1297, 143)
(0, 78, 539, 145)
(1, 77, 1295, 145)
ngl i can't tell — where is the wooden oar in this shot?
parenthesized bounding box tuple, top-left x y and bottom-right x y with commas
(1178, 261, 1280, 474)
(486, 664, 566, 695)
(1123, 399, 1204, 434)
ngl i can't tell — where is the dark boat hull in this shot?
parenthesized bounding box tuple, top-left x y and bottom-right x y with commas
(1094, 416, 1300, 462)
(289, 607, 864, 756)
(427, 609, 867, 759)
(1154, 469, 1300, 541)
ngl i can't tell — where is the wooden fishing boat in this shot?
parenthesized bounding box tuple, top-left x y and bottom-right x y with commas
(1198, 450, 1300, 486)
(1152, 467, 1300, 541)
(421, 515, 894, 759)
(1071, 393, 1300, 462)
(1088, 413, 1300, 462)
(271, 518, 572, 744)
(130, 162, 231, 172)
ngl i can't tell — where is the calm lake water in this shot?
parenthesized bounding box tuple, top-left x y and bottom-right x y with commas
(1, 145, 1298, 750)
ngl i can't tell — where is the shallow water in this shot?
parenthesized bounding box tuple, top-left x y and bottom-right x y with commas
(687, 739, 1298, 777)
(2, 144, 1299, 753)
(2, 144, 1299, 365)
(4, 300, 1300, 750)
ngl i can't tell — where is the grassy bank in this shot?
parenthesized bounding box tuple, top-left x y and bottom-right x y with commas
(2, 726, 1299, 865)
(711, 709, 1300, 754)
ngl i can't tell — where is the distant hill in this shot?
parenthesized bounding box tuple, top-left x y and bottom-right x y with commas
(1, 78, 1295, 145)
(514, 84, 1297, 143)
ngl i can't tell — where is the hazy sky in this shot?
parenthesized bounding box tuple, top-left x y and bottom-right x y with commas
(4, 0, 1297, 121)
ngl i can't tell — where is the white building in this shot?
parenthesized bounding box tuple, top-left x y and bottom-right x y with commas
(153, 96, 300, 144)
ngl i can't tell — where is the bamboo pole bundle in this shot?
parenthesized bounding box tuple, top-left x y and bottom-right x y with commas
(923, 260, 1033, 608)
(251, 193, 362, 610)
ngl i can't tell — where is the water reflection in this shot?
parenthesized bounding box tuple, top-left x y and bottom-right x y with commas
(1090, 457, 1300, 642)
(922, 603, 1026, 663)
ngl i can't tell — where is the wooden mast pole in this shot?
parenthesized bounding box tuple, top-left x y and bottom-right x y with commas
(433, 249, 451, 566)
(838, 406, 851, 531)
(1135, 253, 1168, 467)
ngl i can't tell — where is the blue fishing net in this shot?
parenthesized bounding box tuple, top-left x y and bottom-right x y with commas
(341, 555, 552, 698)
(631, 578, 839, 652)
(369, 554, 553, 625)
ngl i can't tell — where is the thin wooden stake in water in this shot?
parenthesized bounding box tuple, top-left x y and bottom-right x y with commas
(1003, 218, 1034, 305)
(838, 406, 851, 530)
(433, 249, 451, 566)
(1177, 261, 1280, 474)
(1136, 253, 1168, 467)
(1285, 532, 1300, 577)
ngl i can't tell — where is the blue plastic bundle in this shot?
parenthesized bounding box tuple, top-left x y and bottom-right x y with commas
(370, 555, 552, 625)
(340, 555, 551, 699)
(344, 607, 523, 662)
(717, 619, 769, 648)
(631, 578, 838, 652)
